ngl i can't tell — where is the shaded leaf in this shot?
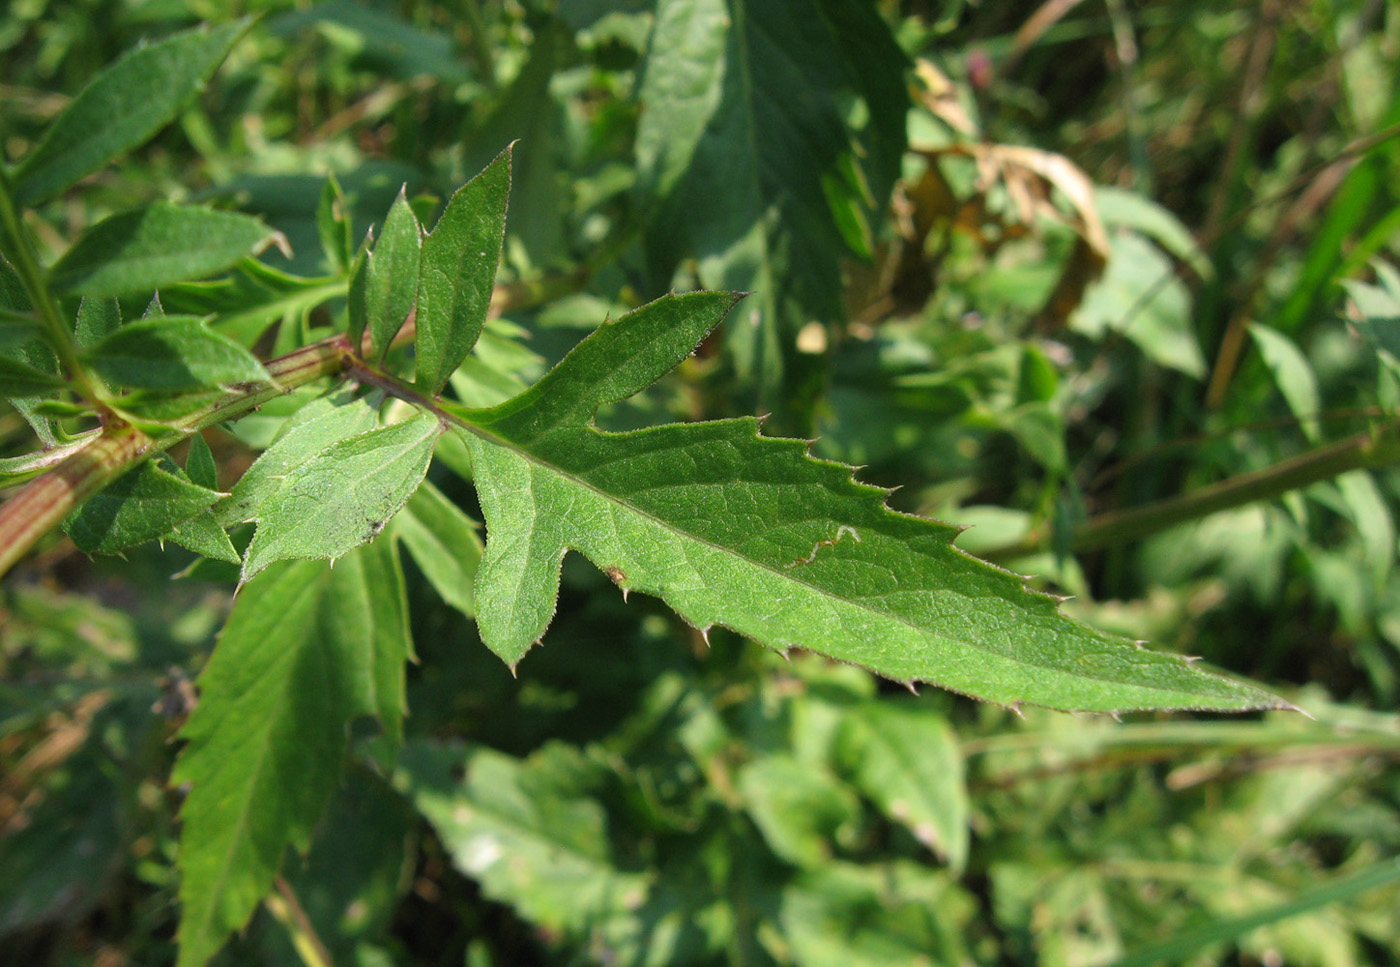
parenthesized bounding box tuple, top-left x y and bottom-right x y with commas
(781, 861, 976, 967)
(834, 701, 968, 869)
(453, 292, 1284, 713)
(62, 458, 222, 555)
(50, 202, 279, 297)
(401, 741, 649, 934)
(82, 316, 268, 391)
(241, 412, 442, 582)
(184, 433, 219, 491)
(0, 355, 66, 397)
(11, 20, 251, 207)
(392, 480, 482, 617)
(637, 0, 907, 382)
(74, 296, 120, 347)
(173, 538, 410, 967)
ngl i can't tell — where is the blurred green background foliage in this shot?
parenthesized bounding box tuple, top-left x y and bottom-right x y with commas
(3, 1, 1400, 965)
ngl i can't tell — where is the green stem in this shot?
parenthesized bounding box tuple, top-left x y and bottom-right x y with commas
(0, 165, 105, 405)
(459, 0, 497, 89)
(987, 424, 1400, 561)
(0, 335, 354, 578)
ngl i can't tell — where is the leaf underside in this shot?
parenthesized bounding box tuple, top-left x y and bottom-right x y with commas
(453, 292, 1285, 714)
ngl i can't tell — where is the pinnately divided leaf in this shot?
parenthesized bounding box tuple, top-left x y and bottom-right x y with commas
(450, 292, 1286, 714)
(173, 539, 410, 967)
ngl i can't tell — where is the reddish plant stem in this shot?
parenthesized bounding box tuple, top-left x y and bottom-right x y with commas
(0, 335, 355, 578)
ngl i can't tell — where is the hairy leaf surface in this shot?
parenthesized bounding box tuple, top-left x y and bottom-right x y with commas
(49, 203, 279, 297)
(62, 458, 222, 555)
(216, 398, 380, 527)
(392, 480, 482, 618)
(452, 293, 1284, 713)
(414, 147, 511, 395)
(242, 412, 442, 582)
(82, 316, 268, 390)
(11, 21, 251, 207)
(174, 539, 410, 967)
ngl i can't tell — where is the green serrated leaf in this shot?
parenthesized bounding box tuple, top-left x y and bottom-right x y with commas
(50, 202, 278, 297)
(81, 315, 268, 391)
(62, 459, 222, 556)
(173, 538, 410, 967)
(414, 146, 511, 395)
(450, 292, 1285, 713)
(74, 296, 121, 347)
(11, 20, 251, 207)
(241, 412, 442, 582)
(392, 480, 482, 617)
(364, 187, 422, 359)
(216, 398, 381, 526)
(167, 509, 240, 565)
(637, 0, 907, 382)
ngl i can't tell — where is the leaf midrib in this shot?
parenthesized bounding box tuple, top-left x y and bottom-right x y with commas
(456, 416, 1203, 698)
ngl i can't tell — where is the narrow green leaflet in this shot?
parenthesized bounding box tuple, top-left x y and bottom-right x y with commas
(10, 20, 251, 207)
(451, 292, 1286, 713)
(49, 202, 279, 297)
(392, 480, 482, 617)
(62, 458, 222, 555)
(216, 398, 380, 527)
(636, 0, 907, 380)
(74, 297, 121, 347)
(1249, 324, 1321, 443)
(168, 434, 240, 562)
(241, 412, 442, 582)
(173, 539, 410, 967)
(316, 174, 354, 274)
(167, 510, 240, 565)
(738, 755, 860, 867)
(364, 187, 422, 358)
(184, 434, 219, 491)
(81, 316, 268, 391)
(414, 147, 511, 395)
(161, 257, 343, 350)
